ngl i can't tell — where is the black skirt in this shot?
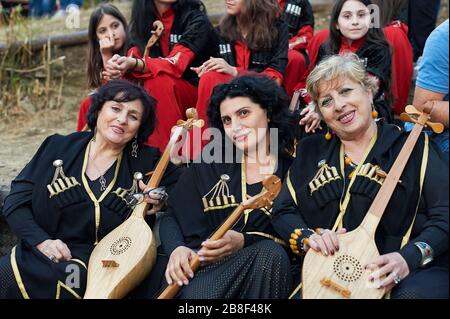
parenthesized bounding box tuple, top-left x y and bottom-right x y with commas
(173, 240, 293, 299)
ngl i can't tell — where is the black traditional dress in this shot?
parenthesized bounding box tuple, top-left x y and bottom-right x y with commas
(272, 122, 449, 298)
(159, 149, 294, 299)
(0, 132, 180, 299)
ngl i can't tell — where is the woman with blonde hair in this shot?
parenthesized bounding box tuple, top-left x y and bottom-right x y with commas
(272, 53, 448, 299)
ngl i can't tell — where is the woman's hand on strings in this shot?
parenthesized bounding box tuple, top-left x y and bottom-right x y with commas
(197, 230, 244, 264)
(305, 228, 347, 256)
(36, 239, 72, 263)
(165, 246, 198, 287)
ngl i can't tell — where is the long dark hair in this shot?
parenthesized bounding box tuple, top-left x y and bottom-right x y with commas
(87, 4, 129, 89)
(219, 0, 281, 50)
(324, 0, 390, 55)
(129, 0, 206, 55)
(207, 75, 295, 156)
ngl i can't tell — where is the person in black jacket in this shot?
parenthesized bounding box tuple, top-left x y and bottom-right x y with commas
(272, 54, 448, 299)
(104, 0, 213, 153)
(159, 75, 296, 299)
(0, 80, 180, 299)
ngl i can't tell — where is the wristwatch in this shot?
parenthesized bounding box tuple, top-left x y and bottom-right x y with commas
(414, 242, 434, 267)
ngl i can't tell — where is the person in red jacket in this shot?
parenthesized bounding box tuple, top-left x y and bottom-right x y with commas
(188, 0, 289, 158)
(297, 0, 395, 134)
(302, 0, 412, 118)
(278, 0, 315, 96)
(103, 0, 212, 152)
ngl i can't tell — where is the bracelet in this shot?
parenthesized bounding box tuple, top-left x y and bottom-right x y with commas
(140, 58, 146, 72)
(133, 58, 139, 70)
(289, 228, 315, 255)
(414, 242, 434, 268)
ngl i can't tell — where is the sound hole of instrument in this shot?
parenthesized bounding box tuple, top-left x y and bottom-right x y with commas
(333, 255, 363, 282)
(110, 237, 132, 255)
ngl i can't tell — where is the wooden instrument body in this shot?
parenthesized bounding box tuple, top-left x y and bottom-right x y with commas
(157, 175, 282, 299)
(302, 105, 439, 299)
(302, 214, 385, 299)
(84, 109, 203, 299)
(84, 209, 157, 299)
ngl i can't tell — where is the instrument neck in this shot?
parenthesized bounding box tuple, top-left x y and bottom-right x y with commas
(361, 113, 428, 234)
(131, 127, 184, 219)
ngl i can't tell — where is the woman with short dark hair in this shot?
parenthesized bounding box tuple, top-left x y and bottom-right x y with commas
(0, 80, 180, 299)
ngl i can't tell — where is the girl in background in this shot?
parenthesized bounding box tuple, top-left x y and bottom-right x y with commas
(76, 3, 129, 131)
(300, 0, 394, 132)
(189, 0, 289, 158)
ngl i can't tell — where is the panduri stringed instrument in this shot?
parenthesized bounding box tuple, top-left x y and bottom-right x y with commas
(158, 175, 282, 299)
(302, 104, 444, 299)
(84, 109, 204, 299)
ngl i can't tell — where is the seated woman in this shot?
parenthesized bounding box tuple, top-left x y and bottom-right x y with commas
(159, 75, 296, 299)
(272, 54, 448, 299)
(0, 80, 180, 299)
(104, 0, 212, 152)
(373, 0, 413, 116)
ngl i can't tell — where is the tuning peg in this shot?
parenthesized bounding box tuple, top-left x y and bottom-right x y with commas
(186, 108, 199, 120)
(405, 105, 421, 116)
(400, 105, 445, 134)
(193, 119, 205, 128)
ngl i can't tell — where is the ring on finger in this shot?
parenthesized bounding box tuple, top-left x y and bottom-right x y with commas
(392, 272, 401, 285)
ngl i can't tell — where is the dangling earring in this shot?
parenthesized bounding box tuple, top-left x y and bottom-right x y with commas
(371, 103, 378, 119)
(325, 129, 332, 141)
(132, 136, 138, 158)
(92, 127, 97, 142)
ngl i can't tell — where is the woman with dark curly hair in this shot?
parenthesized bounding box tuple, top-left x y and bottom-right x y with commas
(0, 80, 180, 299)
(158, 75, 296, 299)
(187, 0, 289, 159)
